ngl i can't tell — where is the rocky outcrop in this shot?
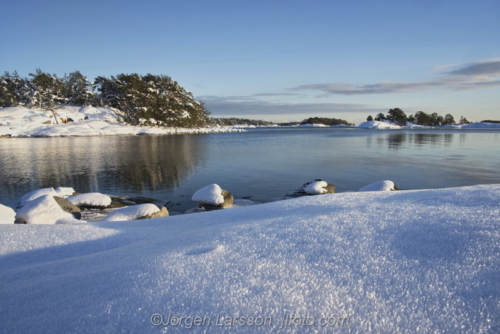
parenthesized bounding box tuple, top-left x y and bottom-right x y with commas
(53, 196, 82, 220)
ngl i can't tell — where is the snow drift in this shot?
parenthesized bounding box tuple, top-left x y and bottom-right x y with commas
(1, 185, 499, 333)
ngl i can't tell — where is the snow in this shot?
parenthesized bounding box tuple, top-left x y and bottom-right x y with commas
(0, 204, 15, 224)
(20, 187, 58, 205)
(67, 193, 112, 207)
(191, 184, 225, 205)
(55, 187, 75, 197)
(0, 106, 244, 137)
(357, 121, 402, 129)
(359, 180, 397, 192)
(1, 184, 499, 333)
(304, 180, 328, 194)
(101, 204, 160, 222)
(299, 123, 328, 127)
(14, 194, 83, 224)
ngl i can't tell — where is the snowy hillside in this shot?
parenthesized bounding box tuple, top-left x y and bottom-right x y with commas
(0, 106, 242, 137)
(1, 184, 499, 333)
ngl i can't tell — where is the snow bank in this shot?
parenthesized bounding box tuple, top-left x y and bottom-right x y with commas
(0, 204, 15, 224)
(357, 121, 401, 129)
(359, 180, 397, 192)
(0, 106, 244, 137)
(1, 184, 499, 333)
(20, 188, 58, 205)
(101, 204, 160, 222)
(304, 180, 328, 194)
(67, 193, 112, 207)
(191, 184, 224, 205)
(14, 194, 83, 224)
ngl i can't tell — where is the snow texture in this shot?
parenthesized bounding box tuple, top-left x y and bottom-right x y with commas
(67, 193, 112, 207)
(0, 204, 15, 224)
(14, 194, 83, 224)
(191, 184, 224, 205)
(359, 180, 397, 192)
(304, 180, 328, 194)
(55, 187, 75, 197)
(20, 188, 58, 205)
(0, 106, 244, 137)
(1, 185, 499, 333)
(101, 204, 160, 222)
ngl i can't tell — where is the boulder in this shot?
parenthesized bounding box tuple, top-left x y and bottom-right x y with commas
(101, 204, 168, 222)
(15, 195, 82, 224)
(53, 196, 82, 220)
(67, 193, 112, 209)
(192, 184, 234, 210)
(287, 179, 335, 197)
(140, 206, 169, 219)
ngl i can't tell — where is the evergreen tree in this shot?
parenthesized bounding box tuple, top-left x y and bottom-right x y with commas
(459, 116, 470, 124)
(443, 114, 455, 125)
(64, 71, 94, 106)
(374, 113, 386, 121)
(387, 108, 407, 126)
(366, 115, 373, 121)
(414, 111, 431, 126)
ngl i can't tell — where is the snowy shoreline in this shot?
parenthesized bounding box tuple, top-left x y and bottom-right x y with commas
(0, 106, 245, 137)
(2, 106, 500, 138)
(1, 184, 499, 333)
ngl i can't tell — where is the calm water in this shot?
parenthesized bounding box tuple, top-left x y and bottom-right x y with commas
(1, 128, 499, 211)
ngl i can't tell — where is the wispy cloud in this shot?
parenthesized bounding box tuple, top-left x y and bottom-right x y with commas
(292, 58, 500, 96)
(198, 96, 383, 116)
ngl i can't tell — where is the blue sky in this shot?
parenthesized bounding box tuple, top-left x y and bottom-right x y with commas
(2, 0, 499, 123)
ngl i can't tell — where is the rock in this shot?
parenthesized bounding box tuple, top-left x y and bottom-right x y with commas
(192, 184, 234, 210)
(101, 204, 167, 222)
(140, 206, 169, 219)
(287, 179, 335, 197)
(358, 180, 399, 192)
(15, 194, 82, 224)
(67, 193, 112, 209)
(20, 188, 58, 206)
(53, 196, 82, 220)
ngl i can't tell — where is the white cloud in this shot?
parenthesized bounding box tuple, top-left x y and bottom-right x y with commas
(291, 58, 500, 96)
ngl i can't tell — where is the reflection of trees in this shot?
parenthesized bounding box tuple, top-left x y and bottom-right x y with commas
(0, 135, 207, 202)
(371, 132, 456, 150)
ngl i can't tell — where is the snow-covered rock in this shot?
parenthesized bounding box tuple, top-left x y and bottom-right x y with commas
(55, 187, 76, 197)
(101, 204, 167, 222)
(14, 195, 83, 224)
(192, 184, 225, 205)
(359, 180, 399, 192)
(67, 193, 112, 207)
(0, 204, 16, 224)
(305, 180, 329, 194)
(20, 188, 58, 205)
(192, 184, 234, 208)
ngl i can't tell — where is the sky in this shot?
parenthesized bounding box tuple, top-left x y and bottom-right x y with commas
(1, 0, 499, 123)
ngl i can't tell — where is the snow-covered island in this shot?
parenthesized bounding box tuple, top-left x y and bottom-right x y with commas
(1, 183, 499, 333)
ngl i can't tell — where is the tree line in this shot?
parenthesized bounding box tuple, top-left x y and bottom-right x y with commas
(0, 69, 210, 127)
(366, 108, 470, 126)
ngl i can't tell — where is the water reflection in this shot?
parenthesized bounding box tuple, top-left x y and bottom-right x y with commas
(372, 132, 455, 149)
(0, 135, 207, 204)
